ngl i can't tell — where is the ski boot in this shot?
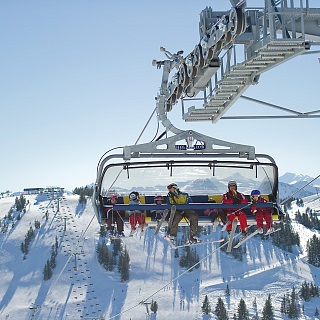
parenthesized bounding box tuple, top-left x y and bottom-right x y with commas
(140, 223, 148, 234)
(187, 236, 202, 244)
(256, 227, 264, 234)
(164, 235, 175, 245)
(241, 228, 248, 239)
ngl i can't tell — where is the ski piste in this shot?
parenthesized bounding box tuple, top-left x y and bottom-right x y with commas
(169, 238, 225, 249)
(167, 205, 176, 234)
(154, 209, 169, 235)
(226, 219, 238, 252)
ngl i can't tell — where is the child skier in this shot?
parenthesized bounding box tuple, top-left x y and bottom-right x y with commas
(250, 189, 274, 234)
(127, 191, 147, 236)
(151, 195, 166, 221)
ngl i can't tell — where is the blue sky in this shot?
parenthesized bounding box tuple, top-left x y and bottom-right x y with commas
(0, 0, 319, 192)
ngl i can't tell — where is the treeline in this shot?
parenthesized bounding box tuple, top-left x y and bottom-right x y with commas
(15, 194, 27, 212)
(307, 234, 320, 267)
(43, 236, 59, 281)
(20, 226, 35, 259)
(271, 214, 300, 252)
(201, 282, 319, 319)
(294, 208, 320, 267)
(73, 186, 93, 205)
(282, 197, 304, 211)
(295, 208, 320, 230)
(0, 190, 11, 198)
(97, 239, 130, 281)
(178, 246, 200, 270)
(20, 220, 41, 259)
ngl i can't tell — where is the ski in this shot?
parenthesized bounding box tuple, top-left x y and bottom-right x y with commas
(154, 209, 169, 235)
(221, 220, 230, 232)
(226, 219, 238, 252)
(263, 228, 281, 237)
(108, 235, 124, 240)
(164, 236, 176, 248)
(233, 228, 261, 248)
(212, 219, 219, 232)
(167, 205, 176, 234)
(170, 238, 225, 249)
(140, 223, 148, 235)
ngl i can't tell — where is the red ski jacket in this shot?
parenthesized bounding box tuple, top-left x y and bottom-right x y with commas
(222, 190, 247, 215)
(251, 197, 272, 215)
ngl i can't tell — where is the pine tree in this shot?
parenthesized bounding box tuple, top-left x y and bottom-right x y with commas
(79, 192, 87, 205)
(201, 295, 211, 315)
(55, 235, 59, 253)
(300, 281, 311, 301)
(150, 300, 158, 313)
(252, 297, 257, 308)
(262, 294, 274, 320)
(178, 247, 200, 271)
(315, 307, 319, 317)
(226, 284, 230, 296)
(43, 260, 53, 280)
(20, 242, 25, 254)
(118, 248, 130, 281)
(215, 297, 228, 320)
(237, 298, 249, 320)
(307, 235, 320, 267)
(50, 245, 57, 268)
(287, 287, 300, 318)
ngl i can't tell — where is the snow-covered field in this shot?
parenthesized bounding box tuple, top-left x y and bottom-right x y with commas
(0, 192, 320, 319)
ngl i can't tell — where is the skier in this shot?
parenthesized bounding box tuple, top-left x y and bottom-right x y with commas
(222, 180, 248, 237)
(127, 191, 147, 236)
(250, 189, 274, 234)
(106, 194, 125, 237)
(165, 183, 201, 244)
(204, 198, 227, 227)
(151, 195, 166, 221)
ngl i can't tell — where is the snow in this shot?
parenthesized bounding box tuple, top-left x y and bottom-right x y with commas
(1, 191, 320, 319)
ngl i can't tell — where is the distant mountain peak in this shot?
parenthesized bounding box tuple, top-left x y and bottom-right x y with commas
(279, 172, 314, 185)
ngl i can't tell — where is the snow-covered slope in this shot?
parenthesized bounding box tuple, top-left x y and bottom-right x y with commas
(0, 192, 320, 319)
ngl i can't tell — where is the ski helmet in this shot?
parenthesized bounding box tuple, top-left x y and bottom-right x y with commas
(228, 180, 237, 189)
(154, 195, 164, 202)
(251, 190, 261, 196)
(129, 191, 139, 201)
(167, 183, 178, 190)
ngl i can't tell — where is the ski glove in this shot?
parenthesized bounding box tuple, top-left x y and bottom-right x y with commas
(233, 197, 241, 204)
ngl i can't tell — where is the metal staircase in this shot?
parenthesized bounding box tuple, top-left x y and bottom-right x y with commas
(185, 38, 308, 122)
(153, 0, 320, 130)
